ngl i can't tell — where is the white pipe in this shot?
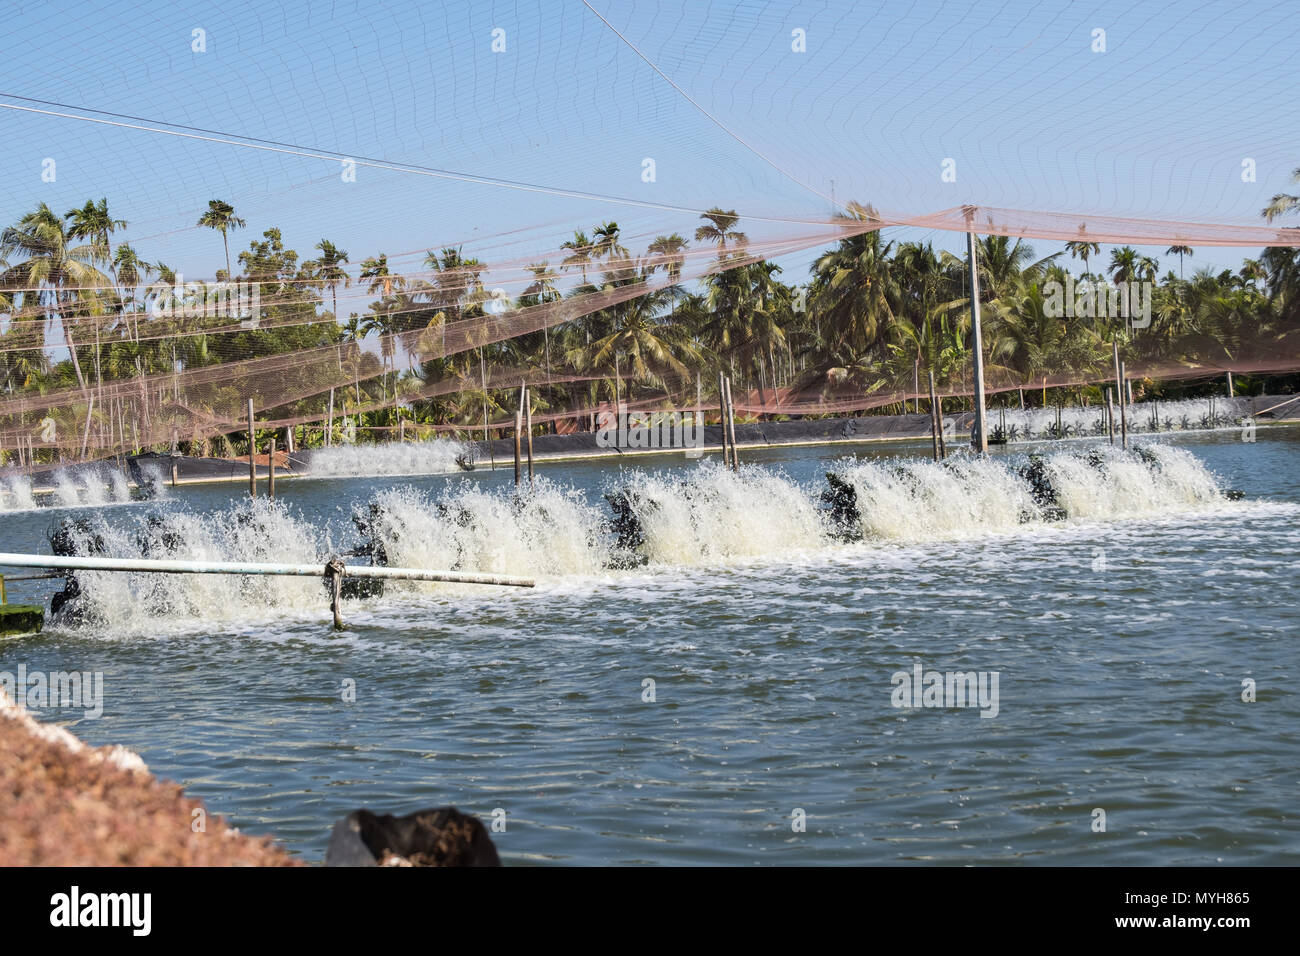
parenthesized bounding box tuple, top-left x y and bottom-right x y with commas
(0, 553, 534, 588)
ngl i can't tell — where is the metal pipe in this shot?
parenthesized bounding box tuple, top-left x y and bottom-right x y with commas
(0, 553, 535, 588)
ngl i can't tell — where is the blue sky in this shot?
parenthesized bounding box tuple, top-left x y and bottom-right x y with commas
(1, 0, 1296, 302)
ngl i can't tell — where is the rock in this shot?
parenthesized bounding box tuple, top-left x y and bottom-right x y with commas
(325, 807, 501, 867)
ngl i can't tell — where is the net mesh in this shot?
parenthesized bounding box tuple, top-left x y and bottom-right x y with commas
(1, 1, 1298, 468)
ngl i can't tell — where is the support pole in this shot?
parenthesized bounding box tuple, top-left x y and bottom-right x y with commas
(325, 556, 345, 630)
(1106, 387, 1115, 444)
(722, 369, 733, 468)
(1113, 341, 1127, 449)
(513, 409, 522, 487)
(1118, 361, 1129, 449)
(247, 398, 257, 497)
(525, 387, 534, 484)
(326, 388, 334, 447)
(966, 226, 989, 454)
(724, 375, 739, 471)
(79, 395, 95, 462)
(268, 437, 276, 500)
(928, 370, 940, 462)
(1227, 371, 1235, 398)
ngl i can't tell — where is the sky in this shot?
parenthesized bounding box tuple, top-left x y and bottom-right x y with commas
(1, 0, 1297, 306)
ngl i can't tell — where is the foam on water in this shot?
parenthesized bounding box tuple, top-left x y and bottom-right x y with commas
(0, 465, 152, 512)
(837, 455, 1036, 540)
(304, 438, 469, 477)
(994, 396, 1251, 440)
(1046, 444, 1223, 518)
(39, 446, 1235, 634)
(53, 498, 329, 631)
(618, 462, 827, 564)
(367, 479, 612, 577)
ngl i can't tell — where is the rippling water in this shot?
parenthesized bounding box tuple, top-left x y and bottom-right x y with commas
(2, 428, 1298, 865)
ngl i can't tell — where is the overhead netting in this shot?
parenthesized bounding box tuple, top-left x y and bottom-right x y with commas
(1, 0, 1299, 468)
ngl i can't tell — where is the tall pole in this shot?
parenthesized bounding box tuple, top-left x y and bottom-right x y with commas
(524, 386, 534, 484)
(1226, 371, 1234, 398)
(326, 388, 334, 447)
(928, 370, 940, 462)
(966, 225, 989, 454)
(247, 398, 257, 498)
(1105, 387, 1115, 444)
(268, 436, 276, 500)
(717, 370, 731, 467)
(1114, 344, 1128, 450)
(724, 376, 739, 471)
(513, 408, 522, 487)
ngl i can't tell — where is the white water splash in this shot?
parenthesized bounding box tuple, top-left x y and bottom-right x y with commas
(367, 480, 611, 577)
(0, 465, 153, 512)
(0, 475, 36, 512)
(304, 438, 469, 478)
(617, 462, 827, 564)
(837, 455, 1038, 540)
(836, 444, 1227, 541)
(992, 396, 1251, 441)
(40, 446, 1236, 633)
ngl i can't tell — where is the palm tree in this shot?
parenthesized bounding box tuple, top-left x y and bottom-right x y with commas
(66, 198, 127, 392)
(311, 239, 350, 320)
(197, 200, 246, 278)
(0, 203, 111, 393)
(808, 202, 897, 360)
(1065, 238, 1101, 278)
(1262, 166, 1300, 222)
(561, 231, 595, 285)
(1166, 245, 1193, 279)
(591, 222, 632, 284)
(523, 261, 561, 375)
(579, 262, 701, 391)
(1108, 246, 1142, 285)
(646, 233, 689, 282)
(695, 208, 748, 259)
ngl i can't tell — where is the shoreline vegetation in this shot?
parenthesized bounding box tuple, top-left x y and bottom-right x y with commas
(3, 200, 1300, 468)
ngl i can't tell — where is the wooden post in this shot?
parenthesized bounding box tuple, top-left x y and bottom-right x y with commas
(724, 376, 739, 470)
(1118, 360, 1129, 449)
(525, 387, 534, 484)
(171, 427, 179, 487)
(286, 425, 295, 454)
(513, 406, 522, 487)
(928, 370, 940, 462)
(268, 437, 276, 499)
(1105, 387, 1114, 444)
(326, 389, 334, 447)
(717, 370, 731, 467)
(1226, 371, 1234, 398)
(399, 418, 405, 443)
(1056, 402, 1062, 438)
(79, 396, 95, 462)
(1112, 341, 1127, 450)
(247, 398, 257, 497)
(325, 557, 345, 630)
